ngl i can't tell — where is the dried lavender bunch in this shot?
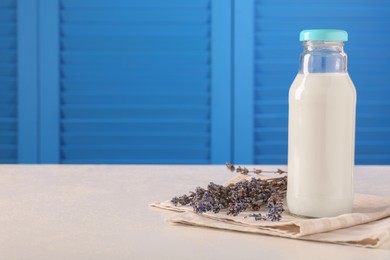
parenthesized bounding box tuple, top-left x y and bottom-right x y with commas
(226, 162, 287, 175)
(171, 175, 287, 222)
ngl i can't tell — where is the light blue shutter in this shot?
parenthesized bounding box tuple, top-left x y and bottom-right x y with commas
(235, 0, 390, 165)
(39, 0, 232, 164)
(0, 0, 17, 163)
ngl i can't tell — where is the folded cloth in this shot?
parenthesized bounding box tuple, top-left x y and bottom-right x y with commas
(150, 175, 390, 248)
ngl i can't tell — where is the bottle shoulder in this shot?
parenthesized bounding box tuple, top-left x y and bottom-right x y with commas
(289, 73, 356, 101)
(290, 73, 355, 90)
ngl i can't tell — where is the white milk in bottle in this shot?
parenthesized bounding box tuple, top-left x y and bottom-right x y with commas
(287, 30, 356, 218)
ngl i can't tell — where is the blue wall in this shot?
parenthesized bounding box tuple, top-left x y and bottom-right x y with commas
(1, 0, 390, 164)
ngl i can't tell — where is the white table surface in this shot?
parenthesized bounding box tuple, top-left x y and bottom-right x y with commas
(0, 165, 389, 260)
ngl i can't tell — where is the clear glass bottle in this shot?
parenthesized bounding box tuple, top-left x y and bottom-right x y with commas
(287, 30, 356, 218)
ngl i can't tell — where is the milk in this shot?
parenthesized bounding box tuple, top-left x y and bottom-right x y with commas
(287, 73, 356, 217)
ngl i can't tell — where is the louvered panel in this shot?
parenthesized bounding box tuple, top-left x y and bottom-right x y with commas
(60, 0, 211, 164)
(0, 0, 17, 163)
(254, 0, 390, 164)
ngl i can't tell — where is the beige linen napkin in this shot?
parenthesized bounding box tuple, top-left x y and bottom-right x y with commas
(150, 175, 390, 248)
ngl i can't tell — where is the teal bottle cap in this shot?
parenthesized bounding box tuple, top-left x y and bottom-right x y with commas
(299, 29, 348, 42)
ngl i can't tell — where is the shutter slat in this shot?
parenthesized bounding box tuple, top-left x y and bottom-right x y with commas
(0, 107, 16, 117)
(0, 65, 16, 76)
(0, 24, 16, 35)
(61, 122, 209, 133)
(255, 48, 390, 59)
(256, 21, 390, 31)
(255, 63, 390, 74)
(0, 78, 16, 90)
(61, 147, 209, 159)
(61, 158, 210, 164)
(61, 78, 209, 91)
(61, 93, 209, 105)
(258, 0, 388, 3)
(61, 52, 209, 58)
(62, 134, 210, 146)
(61, 10, 209, 22)
(0, 10, 15, 21)
(256, 6, 389, 18)
(0, 133, 16, 144)
(61, 107, 209, 119)
(0, 0, 15, 8)
(61, 37, 209, 51)
(61, 65, 209, 76)
(61, 0, 209, 9)
(0, 38, 16, 49)
(0, 93, 16, 103)
(61, 24, 209, 36)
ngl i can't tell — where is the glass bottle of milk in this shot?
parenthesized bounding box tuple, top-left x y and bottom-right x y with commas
(287, 30, 356, 218)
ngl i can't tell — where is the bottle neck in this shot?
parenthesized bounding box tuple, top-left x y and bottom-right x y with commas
(299, 41, 348, 74)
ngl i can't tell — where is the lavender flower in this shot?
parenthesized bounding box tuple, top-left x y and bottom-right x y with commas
(266, 193, 284, 221)
(246, 213, 267, 221)
(171, 164, 288, 221)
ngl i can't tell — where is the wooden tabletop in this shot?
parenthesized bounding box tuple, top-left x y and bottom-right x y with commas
(0, 165, 389, 260)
